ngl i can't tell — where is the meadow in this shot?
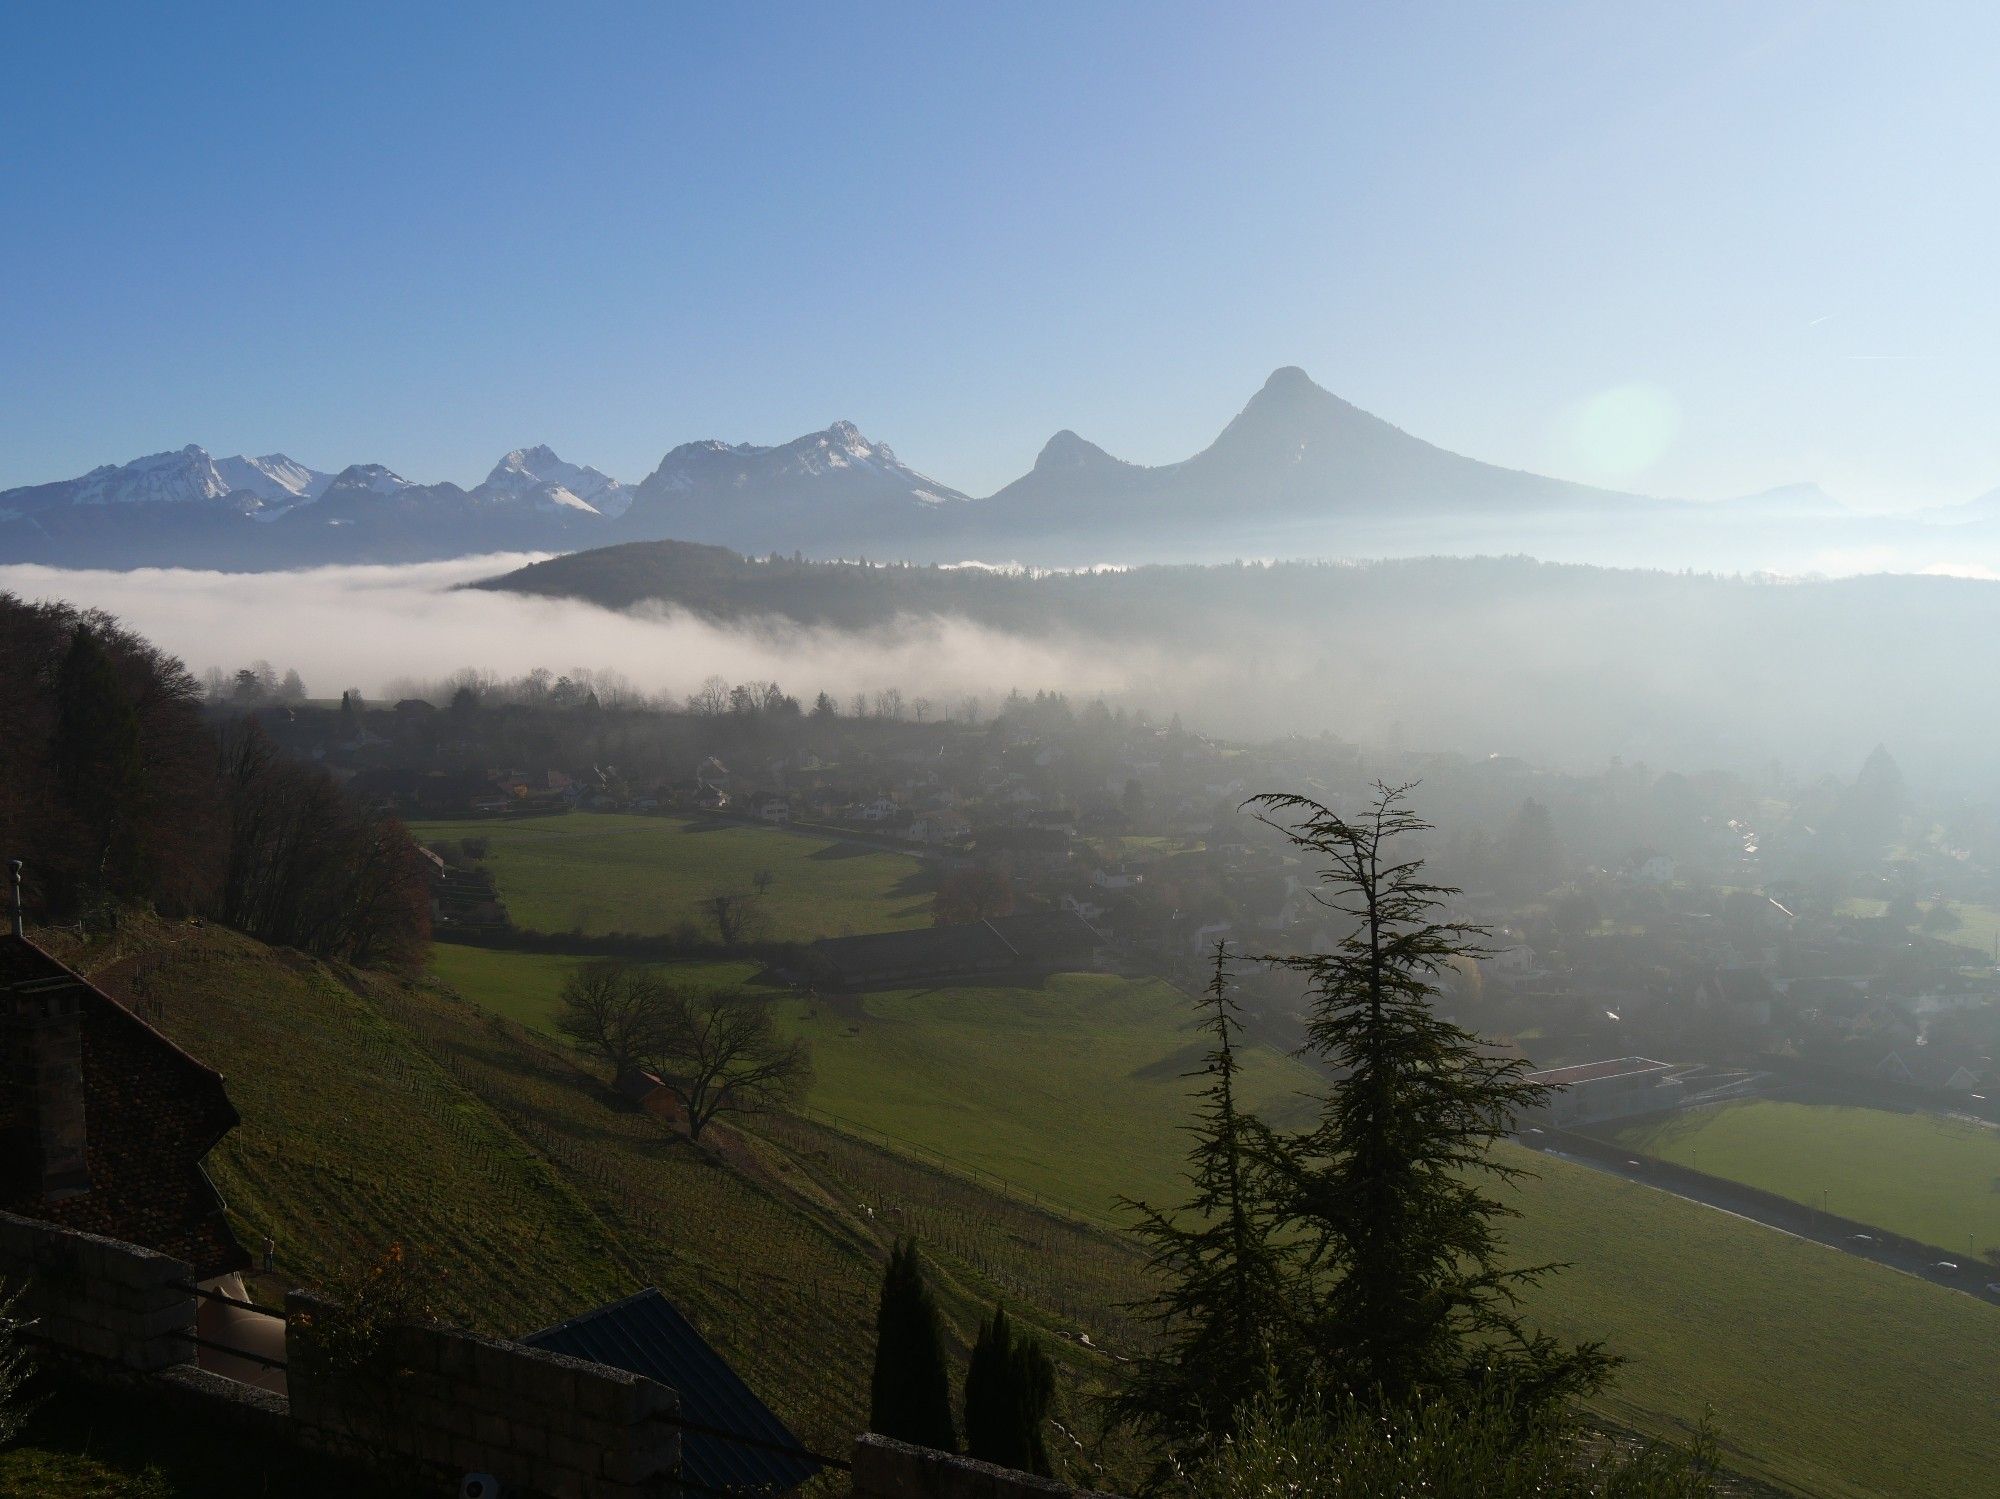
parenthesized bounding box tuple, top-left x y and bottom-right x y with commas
(1600, 1098, 2000, 1255)
(779, 973, 1318, 1220)
(32, 913, 2000, 1497)
(407, 811, 932, 941)
(428, 943, 764, 1032)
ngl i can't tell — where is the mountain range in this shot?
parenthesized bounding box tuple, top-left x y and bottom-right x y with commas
(3, 367, 1995, 572)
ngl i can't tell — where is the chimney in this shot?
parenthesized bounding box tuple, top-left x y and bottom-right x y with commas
(1, 866, 92, 1202)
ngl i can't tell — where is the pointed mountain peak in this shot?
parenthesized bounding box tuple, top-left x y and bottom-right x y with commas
(1262, 365, 1319, 394)
(1033, 429, 1124, 472)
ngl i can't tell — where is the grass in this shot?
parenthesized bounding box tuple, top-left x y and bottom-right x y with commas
(25, 914, 2000, 1497)
(27, 916, 1140, 1486)
(407, 811, 933, 941)
(1498, 1146, 2000, 1499)
(427, 943, 763, 1034)
(772, 967, 2000, 1499)
(779, 973, 1316, 1221)
(1598, 1099, 2000, 1254)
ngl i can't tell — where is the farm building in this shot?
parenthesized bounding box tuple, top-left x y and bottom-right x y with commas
(807, 910, 1103, 990)
(1524, 1056, 1683, 1128)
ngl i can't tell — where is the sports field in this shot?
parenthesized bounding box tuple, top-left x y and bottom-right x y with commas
(408, 811, 932, 940)
(1602, 1098, 2000, 1254)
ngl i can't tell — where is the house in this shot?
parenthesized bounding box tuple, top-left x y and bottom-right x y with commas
(1876, 1048, 1987, 1092)
(1523, 1057, 1683, 1127)
(2, 921, 272, 1387)
(614, 1067, 689, 1129)
(523, 1288, 820, 1495)
(1090, 865, 1143, 892)
(1, 930, 248, 1276)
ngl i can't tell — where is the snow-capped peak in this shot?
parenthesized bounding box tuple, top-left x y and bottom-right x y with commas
(216, 453, 334, 506)
(324, 463, 414, 496)
(483, 445, 630, 517)
(71, 444, 235, 506)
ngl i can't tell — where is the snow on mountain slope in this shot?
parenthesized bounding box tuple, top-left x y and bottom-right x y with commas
(67, 445, 235, 507)
(215, 453, 334, 507)
(484, 445, 630, 518)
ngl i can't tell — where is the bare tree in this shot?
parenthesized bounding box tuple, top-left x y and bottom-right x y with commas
(912, 696, 933, 724)
(703, 887, 768, 946)
(648, 990, 812, 1140)
(556, 962, 670, 1077)
(875, 686, 906, 721)
(687, 675, 731, 716)
(752, 868, 775, 896)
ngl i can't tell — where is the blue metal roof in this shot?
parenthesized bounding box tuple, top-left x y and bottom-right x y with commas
(523, 1288, 823, 1495)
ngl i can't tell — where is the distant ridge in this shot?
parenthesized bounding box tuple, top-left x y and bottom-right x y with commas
(3, 368, 1992, 571)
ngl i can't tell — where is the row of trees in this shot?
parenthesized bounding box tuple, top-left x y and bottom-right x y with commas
(0, 594, 429, 966)
(871, 1241, 1058, 1476)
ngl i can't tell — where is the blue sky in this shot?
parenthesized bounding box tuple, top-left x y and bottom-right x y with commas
(4, 2, 1998, 507)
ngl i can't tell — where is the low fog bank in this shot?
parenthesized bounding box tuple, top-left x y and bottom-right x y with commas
(7, 553, 2000, 794)
(0, 553, 1163, 717)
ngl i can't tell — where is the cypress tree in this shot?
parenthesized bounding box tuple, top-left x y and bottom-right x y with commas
(1115, 942, 1301, 1448)
(963, 1305, 1054, 1476)
(1247, 783, 1615, 1409)
(868, 1238, 956, 1451)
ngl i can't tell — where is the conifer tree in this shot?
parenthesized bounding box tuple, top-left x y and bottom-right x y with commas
(1115, 943, 1300, 1447)
(868, 1238, 957, 1452)
(1247, 783, 1614, 1409)
(962, 1305, 1054, 1476)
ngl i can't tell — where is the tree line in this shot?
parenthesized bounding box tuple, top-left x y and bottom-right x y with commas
(0, 594, 429, 967)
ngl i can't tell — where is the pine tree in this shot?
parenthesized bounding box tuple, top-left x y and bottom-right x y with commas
(1247, 783, 1614, 1409)
(868, 1239, 956, 1452)
(963, 1305, 1054, 1476)
(1115, 943, 1300, 1447)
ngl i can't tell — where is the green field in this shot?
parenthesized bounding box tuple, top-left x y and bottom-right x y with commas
(781, 974, 1317, 1219)
(428, 943, 764, 1032)
(408, 811, 932, 940)
(768, 971, 2000, 1498)
(1601, 1098, 2000, 1254)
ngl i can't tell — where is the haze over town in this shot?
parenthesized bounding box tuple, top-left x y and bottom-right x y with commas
(4, 7, 2000, 1499)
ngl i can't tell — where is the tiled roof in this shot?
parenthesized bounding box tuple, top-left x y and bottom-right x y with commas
(0, 935, 247, 1278)
(524, 1288, 821, 1495)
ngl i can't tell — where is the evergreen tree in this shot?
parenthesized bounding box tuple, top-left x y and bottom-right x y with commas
(1247, 783, 1614, 1410)
(1115, 943, 1300, 1448)
(963, 1305, 1054, 1476)
(869, 1239, 957, 1452)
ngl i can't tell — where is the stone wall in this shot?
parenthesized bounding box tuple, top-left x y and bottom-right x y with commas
(287, 1290, 681, 1499)
(0, 1209, 195, 1373)
(850, 1434, 1123, 1499)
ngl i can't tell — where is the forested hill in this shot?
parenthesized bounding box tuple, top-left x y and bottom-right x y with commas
(475, 541, 2000, 787)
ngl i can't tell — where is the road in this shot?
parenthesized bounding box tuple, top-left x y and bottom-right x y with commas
(1521, 1126, 2000, 1306)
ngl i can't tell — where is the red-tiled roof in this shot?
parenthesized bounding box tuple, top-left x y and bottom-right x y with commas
(0, 935, 247, 1277)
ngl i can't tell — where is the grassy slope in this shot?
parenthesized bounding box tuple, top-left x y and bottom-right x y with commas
(427, 944, 763, 1032)
(18, 918, 1136, 1481)
(1599, 1099, 2000, 1254)
(760, 969, 2000, 1499)
(408, 812, 932, 940)
(781, 974, 1317, 1219)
